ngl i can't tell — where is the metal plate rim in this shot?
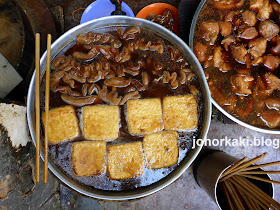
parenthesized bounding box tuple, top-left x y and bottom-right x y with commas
(27, 15, 212, 200)
(189, 0, 280, 134)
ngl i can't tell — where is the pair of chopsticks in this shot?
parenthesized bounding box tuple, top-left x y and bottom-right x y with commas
(35, 33, 52, 183)
(219, 153, 280, 209)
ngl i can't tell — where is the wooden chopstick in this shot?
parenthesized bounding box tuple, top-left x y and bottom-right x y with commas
(235, 176, 280, 209)
(221, 182, 234, 210)
(219, 153, 267, 182)
(224, 180, 244, 209)
(44, 34, 52, 183)
(219, 154, 280, 209)
(230, 177, 275, 209)
(220, 157, 248, 178)
(227, 180, 245, 210)
(35, 33, 41, 183)
(248, 196, 261, 210)
(241, 174, 280, 185)
(238, 171, 280, 175)
(240, 161, 280, 172)
(238, 188, 256, 210)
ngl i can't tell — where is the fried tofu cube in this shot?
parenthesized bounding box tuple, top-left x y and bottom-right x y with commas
(42, 106, 80, 144)
(143, 131, 179, 169)
(83, 105, 120, 140)
(107, 142, 144, 179)
(163, 95, 198, 130)
(72, 141, 106, 176)
(126, 98, 163, 135)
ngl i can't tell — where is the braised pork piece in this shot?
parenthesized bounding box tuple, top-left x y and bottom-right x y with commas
(193, 0, 280, 129)
(44, 26, 203, 190)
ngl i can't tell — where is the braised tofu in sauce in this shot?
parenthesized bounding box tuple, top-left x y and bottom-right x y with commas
(41, 26, 203, 191)
(194, 0, 280, 129)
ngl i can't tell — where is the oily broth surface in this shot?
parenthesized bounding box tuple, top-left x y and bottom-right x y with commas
(41, 25, 203, 191)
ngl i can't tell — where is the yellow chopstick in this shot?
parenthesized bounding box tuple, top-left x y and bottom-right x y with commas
(44, 34, 52, 183)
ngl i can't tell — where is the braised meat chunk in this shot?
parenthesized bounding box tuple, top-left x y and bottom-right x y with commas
(221, 36, 236, 51)
(272, 2, 280, 13)
(242, 11, 257, 26)
(248, 38, 267, 59)
(239, 26, 258, 40)
(270, 35, 280, 55)
(250, 0, 264, 10)
(225, 10, 242, 22)
(211, 0, 244, 10)
(194, 42, 207, 62)
(265, 98, 280, 110)
(213, 46, 232, 72)
(264, 73, 280, 91)
(263, 55, 280, 71)
(259, 20, 280, 40)
(260, 112, 280, 128)
(199, 20, 219, 45)
(231, 45, 249, 64)
(230, 74, 254, 95)
(213, 46, 223, 67)
(219, 21, 232, 36)
(257, 0, 272, 21)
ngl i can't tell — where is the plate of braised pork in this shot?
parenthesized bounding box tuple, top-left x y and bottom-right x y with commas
(191, 0, 280, 133)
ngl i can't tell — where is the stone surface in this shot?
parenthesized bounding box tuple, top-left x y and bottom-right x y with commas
(53, 119, 280, 210)
(0, 159, 60, 209)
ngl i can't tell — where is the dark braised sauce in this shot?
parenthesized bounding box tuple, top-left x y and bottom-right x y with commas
(147, 9, 175, 31)
(193, 0, 280, 129)
(41, 26, 203, 191)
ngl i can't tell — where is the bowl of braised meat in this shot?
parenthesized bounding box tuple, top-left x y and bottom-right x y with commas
(27, 16, 211, 200)
(190, 0, 280, 133)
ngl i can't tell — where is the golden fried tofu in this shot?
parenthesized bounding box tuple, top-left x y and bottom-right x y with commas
(107, 142, 144, 179)
(42, 106, 80, 144)
(163, 95, 198, 130)
(72, 141, 106, 176)
(143, 131, 179, 169)
(126, 98, 163, 135)
(83, 105, 120, 140)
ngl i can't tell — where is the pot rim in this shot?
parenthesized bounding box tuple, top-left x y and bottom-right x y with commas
(27, 15, 212, 200)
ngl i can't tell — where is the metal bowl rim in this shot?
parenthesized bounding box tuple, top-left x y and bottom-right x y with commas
(189, 0, 280, 134)
(27, 15, 212, 200)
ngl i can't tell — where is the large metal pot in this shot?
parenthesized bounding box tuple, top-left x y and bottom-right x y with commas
(189, 0, 280, 134)
(27, 16, 211, 200)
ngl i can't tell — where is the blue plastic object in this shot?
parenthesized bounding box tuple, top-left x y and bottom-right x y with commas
(80, 0, 135, 24)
